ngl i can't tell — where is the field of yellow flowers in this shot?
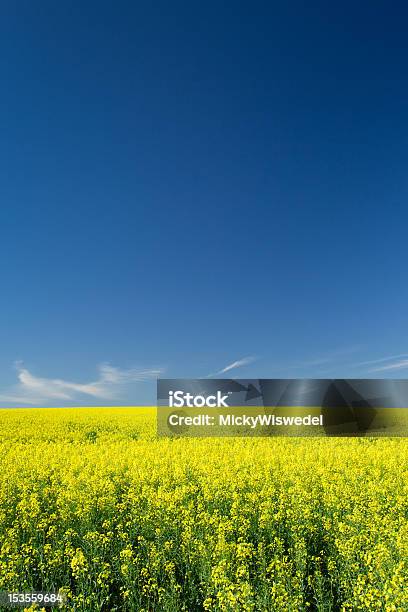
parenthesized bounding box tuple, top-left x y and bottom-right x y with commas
(0, 408, 407, 611)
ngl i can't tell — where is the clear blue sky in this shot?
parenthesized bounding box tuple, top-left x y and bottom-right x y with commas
(0, 2, 407, 405)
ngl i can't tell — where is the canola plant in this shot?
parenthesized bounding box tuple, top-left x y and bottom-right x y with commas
(0, 408, 406, 611)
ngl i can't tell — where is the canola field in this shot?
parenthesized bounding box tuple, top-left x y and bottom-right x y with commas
(0, 408, 407, 611)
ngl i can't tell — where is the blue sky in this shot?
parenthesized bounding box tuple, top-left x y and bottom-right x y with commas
(1, 2, 407, 406)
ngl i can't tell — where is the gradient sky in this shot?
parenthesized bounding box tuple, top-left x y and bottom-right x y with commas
(1, 2, 408, 405)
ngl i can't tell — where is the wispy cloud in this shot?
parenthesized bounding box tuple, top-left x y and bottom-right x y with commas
(283, 357, 331, 370)
(273, 346, 363, 374)
(369, 359, 408, 373)
(355, 354, 408, 367)
(0, 362, 163, 405)
(208, 356, 256, 377)
(350, 352, 408, 373)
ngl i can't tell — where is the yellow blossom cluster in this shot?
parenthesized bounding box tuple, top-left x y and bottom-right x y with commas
(0, 408, 406, 611)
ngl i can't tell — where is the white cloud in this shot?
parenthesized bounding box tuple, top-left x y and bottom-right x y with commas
(209, 356, 256, 377)
(268, 346, 363, 374)
(369, 359, 408, 373)
(356, 354, 408, 367)
(0, 362, 163, 405)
